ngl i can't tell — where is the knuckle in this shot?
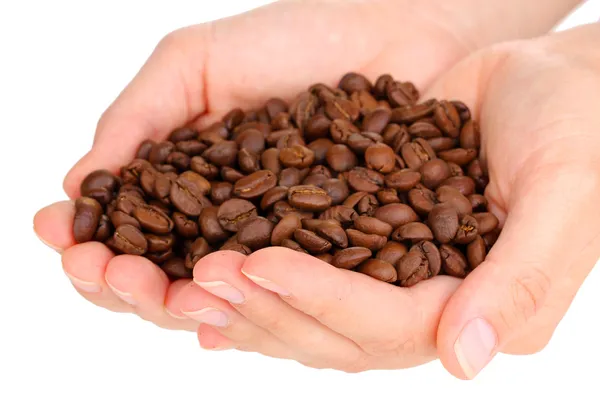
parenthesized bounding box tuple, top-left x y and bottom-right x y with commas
(502, 267, 552, 328)
(156, 28, 189, 52)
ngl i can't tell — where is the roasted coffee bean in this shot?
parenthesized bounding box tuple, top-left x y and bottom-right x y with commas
(110, 210, 141, 229)
(121, 159, 152, 184)
(80, 170, 120, 205)
(451, 100, 471, 122)
(467, 235, 486, 269)
(314, 221, 348, 248)
(460, 120, 480, 149)
(467, 159, 489, 191)
(149, 141, 175, 165)
(420, 159, 451, 190)
(198, 206, 229, 244)
(74, 197, 104, 243)
(396, 250, 430, 287)
(351, 90, 379, 114)
(185, 237, 211, 269)
(146, 249, 174, 265)
(210, 181, 233, 205)
(315, 253, 334, 264)
(377, 188, 400, 204)
(273, 201, 314, 220)
(427, 137, 457, 152)
(294, 229, 332, 254)
(354, 193, 377, 216)
(330, 119, 359, 144)
(454, 215, 479, 244)
(221, 243, 252, 255)
(222, 108, 245, 130)
(161, 258, 193, 280)
(384, 170, 421, 191)
(436, 185, 472, 217)
(281, 238, 308, 253)
(376, 241, 408, 265)
(290, 92, 318, 131)
(271, 214, 303, 246)
(153, 173, 173, 204)
(279, 145, 315, 168)
(237, 217, 274, 250)
(145, 233, 175, 253)
(362, 109, 391, 133)
(288, 185, 332, 211)
(373, 74, 393, 98)
(319, 205, 357, 227)
(440, 176, 476, 196)
(353, 216, 393, 237)
(139, 168, 157, 195)
(364, 143, 395, 173)
(392, 222, 434, 242)
(260, 186, 289, 210)
(473, 212, 499, 235)
(401, 138, 436, 169)
(346, 229, 387, 251)
(325, 98, 360, 122)
(339, 72, 372, 94)
(113, 224, 148, 255)
(358, 259, 397, 283)
(115, 191, 145, 215)
(221, 167, 245, 183)
(409, 121, 442, 139)
(449, 163, 464, 177)
(170, 171, 212, 216)
(307, 138, 334, 165)
(136, 140, 155, 160)
(440, 244, 468, 278)
(169, 127, 198, 143)
(482, 230, 500, 250)
(373, 204, 418, 229)
(172, 212, 199, 238)
(217, 199, 258, 232)
(234, 121, 271, 138)
(166, 151, 191, 171)
(267, 128, 298, 146)
(347, 167, 384, 193)
(271, 112, 291, 131)
(149, 200, 171, 215)
(176, 140, 207, 156)
(428, 203, 459, 244)
(259, 148, 281, 176)
(203, 141, 238, 167)
(386, 80, 417, 107)
(94, 214, 112, 242)
(332, 247, 372, 269)
(236, 128, 266, 155)
(276, 132, 305, 149)
(326, 144, 357, 172)
(238, 148, 261, 174)
(433, 100, 461, 138)
(133, 204, 174, 234)
(321, 179, 350, 205)
(343, 191, 367, 208)
(468, 194, 488, 212)
(233, 170, 277, 199)
(154, 164, 178, 174)
(438, 148, 477, 166)
(190, 156, 219, 180)
(264, 98, 288, 120)
(278, 168, 300, 187)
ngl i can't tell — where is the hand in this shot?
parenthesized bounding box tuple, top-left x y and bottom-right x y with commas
(32, 0, 581, 333)
(173, 22, 600, 375)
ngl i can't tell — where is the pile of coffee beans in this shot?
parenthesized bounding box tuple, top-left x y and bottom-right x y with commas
(73, 72, 500, 287)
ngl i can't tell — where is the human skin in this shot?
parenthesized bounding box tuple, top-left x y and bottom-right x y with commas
(33, 0, 591, 379)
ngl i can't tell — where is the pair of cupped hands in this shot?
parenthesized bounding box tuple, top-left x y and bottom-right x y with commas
(33, 0, 600, 380)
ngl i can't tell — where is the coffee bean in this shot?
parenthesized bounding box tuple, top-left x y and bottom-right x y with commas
(473, 212, 499, 235)
(319, 205, 357, 227)
(110, 210, 141, 229)
(387, 80, 417, 107)
(217, 199, 258, 232)
(351, 90, 379, 114)
(377, 188, 400, 204)
(346, 229, 387, 251)
(94, 214, 112, 242)
(190, 156, 219, 180)
(260, 186, 289, 210)
(468, 194, 488, 212)
(80, 170, 120, 205)
(203, 140, 238, 167)
(315, 253, 333, 264)
(210, 181, 233, 205)
(401, 138, 436, 169)
(281, 239, 308, 253)
(427, 137, 457, 152)
(176, 140, 207, 156)
(221, 167, 245, 183)
(362, 109, 391, 133)
(185, 237, 211, 269)
(332, 247, 372, 269)
(161, 258, 193, 280)
(169, 127, 198, 143)
(233, 170, 277, 199)
(392, 222, 433, 242)
(358, 259, 397, 282)
(467, 235, 486, 269)
(133, 204, 174, 234)
(294, 229, 332, 254)
(440, 244, 468, 278)
(436, 185, 472, 217)
(433, 100, 461, 138)
(353, 216, 393, 237)
(149, 141, 175, 165)
(307, 138, 334, 165)
(438, 148, 477, 166)
(390, 101, 436, 124)
(373, 204, 418, 229)
(113, 224, 148, 255)
(273, 200, 314, 220)
(467, 159, 489, 191)
(396, 250, 430, 287)
(290, 92, 318, 131)
(264, 98, 288, 120)
(153, 173, 173, 204)
(238, 148, 261, 174)
(145, 233, 175, 253)
(222, 108, 245, 130)
(330, 119, 359, 144)
(428, 203, 459, 244)
(357, 193, 379, 216)
(420, 159, 451, 190)
(325, 98, 360, 122)
(259, 148, 281, 176)
(376, 241, 408, 265)
(364, 143, 395, 173)
(460, 120, 480, 149)
(347, 167, 384, 193)
(172, 212, 199, 238)
(136, 140, 155, 160)
(288, 185, 332, 211)
(237, 217, 274, 250)
(115, 191, 146, 215)
(170, 171, 212, 216)
(73, 197, 104, 243)
(373, 74, 393, 98)
(338, 72, 372, 94)
(314, 221, 348, 248)
(198, 206, 230, 244)
(279, 145, 315, 168)
(271, 112, 291, 131)
(271, 214, 303, 246)
(166, 151, 191, 171)
(384, 170, 421, 191)
(320, 179, 349, 206)
(454, 215, 479, 244)
(409, 121, 442, 139)
(326, 144, 358, 172)
(440, 176, 476, 196)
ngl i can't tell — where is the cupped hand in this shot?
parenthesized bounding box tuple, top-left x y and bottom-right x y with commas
(174, 22, 600, 375)
(34, 0, 552, 332)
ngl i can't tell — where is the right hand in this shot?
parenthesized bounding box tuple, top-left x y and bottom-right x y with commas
(33, 0, 580, 332)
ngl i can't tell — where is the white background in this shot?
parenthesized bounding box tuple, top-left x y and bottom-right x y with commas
(1, 1, 599, 399)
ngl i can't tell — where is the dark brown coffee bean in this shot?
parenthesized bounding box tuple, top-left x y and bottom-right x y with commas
(473, 212, 499, 235)
(347, 167, 384, 193)
(433, 100, 461, 138)
(170, 171, 212, 216)
(150, 173, 171, 204)
(381, 123, 403, 145)
(301, 218, 328, 231)
(460, 120, 480, 149)
(390, 101, 436, 124)
(221, 167, 245, 183)
(338, 72, 372, 94)
(222, 108, 245, 130)
(330, 119, 359, 144)
(428, 203, 459, 244)
(133, 204, 174, 234)
(234, 121, 271, 138)
(294, 229, 332, 254)
(364, 143, 395, 173)
(237, 148, 261, 174)
(154, 163, 177, 174)
(440, 244, 468, 278)
(321, 179, 350, 206)
(220, 243, 252, 255)
(420, 159, 451, 190)
(302, 115, 330, 142)
(217, 199, 258, 232)
(401, 138, 436, 169)
(190, 156, 219, 180)
(80, 170, 120, 205)
(115, 191, 146, 215)
(73, 197, 103, 243)
(482, 230, 500, 250)
(277, 239, 306, 253)
(198, 127, 227, 145)
(288, 185, 332, 211)
(139, 168, 157, 195)
(447, 162, 464, 177)
(167, 127, 197, 144)
(176, 140, 207, 156)
(277, 168, 299, 187)
(326, 144, 357, 172)
(386, 80, 417, 107)
(233, 170, 277, 199)
(438, 148, 477, 166)
(451, 100, 471, 122)
(203, 140, 238, 167)
(427, 137, 457, 152)
(350, 90, 379, 114)
(357, 193, 379, 216)
(266, 128, 298, 147)
(376, 241, 408, 265)
(409, 121, 442, 139)
(210, 181, 233, 205)
(172, 212, 199, 238)
(454, 215, 479, 245)
(256, 148, 280, 176)
(145, 248, 174, 265)
(314, 253, 333, 264)
(197, 206, 229, 244)
(467, 235, 486, 269)
(260, 186, 289, 210)
(358, 259, 397, 282)
(392, 222, 434, 242)
(145, 233, 175, 253)
(161, 258, 192, 280)
(276, 132, 305, 149)
(342, 191, 367, 209)
(149, 141, 175, 165)
(391, 126, 412, 154)
(290, 92, 318, 131)
(113, 224, 148, 255)
(362, 109, 391, 134)
(237, 217, 274, 250)
(110, 210, 141, 229)
(271, 214, 303, 246)
(467, 159, 489, 191)
(325, 98, 360, 122)
(346, 229, 387, 251)
(93, 214, 112, 242)
(166, 151, 191, 171)
(264, 98, 288, 120)
(440, 176, 476, 196)
(373, 204, 418, 229)
(314, 221, 348, 248)
(273, 201, 314, 220)
(384, 170, 421, 191)
(279, 145, 315, 168)
(121, 159, 152, 184)
(346, 131, 383, 155)
(468, 194, 488, 212)
(332, 247, 372, 269)
(377, 188, 400, 204)
(396, 250, 429, 287)
(185, 237, 212, 269)
(319, 205, 357, 227)
(136, 140, 155, 160)
(353, 216, 393, 237)
(373, 74, 393, 98)
(436, 185, 472, 217)
(271, 112, 291, 131)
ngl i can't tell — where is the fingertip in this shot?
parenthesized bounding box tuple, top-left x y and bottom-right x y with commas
(164, 279, 196, 319)
(197, 324, 235, 351)
(61, 241, 114, 283)
(192, 250, 248, 283)
(34, 200, 76, 252)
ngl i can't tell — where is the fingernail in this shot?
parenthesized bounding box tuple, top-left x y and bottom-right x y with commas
(195, 281, 245, 304)
(65, 273, 101, 293)
(454, 318, 498, 379)
(106, 281, 137, 306)
(35, 230, 63, 254)
(183, 307, 229, 327)
(241, 271, 290, 297)
(165, 307, 188, 320)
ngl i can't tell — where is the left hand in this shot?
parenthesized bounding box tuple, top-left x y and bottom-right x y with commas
(172, 22, 600, 376)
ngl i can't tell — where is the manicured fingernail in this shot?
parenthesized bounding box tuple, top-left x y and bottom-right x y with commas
(165, 307, 188, 320)
(65, 273, 101, 293)
(35, 230, 63, 254)
(454, 318, 497, 379)
(195, 281, 245, 304)
(106, 281, 137, 306)
(241, 271, 290, 296)
(183, 307, 229, 327)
